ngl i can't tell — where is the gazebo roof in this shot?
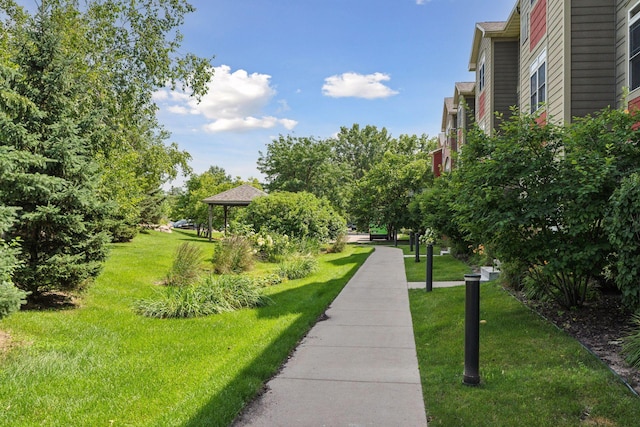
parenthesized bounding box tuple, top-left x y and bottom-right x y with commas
(202, 184, 267, 206)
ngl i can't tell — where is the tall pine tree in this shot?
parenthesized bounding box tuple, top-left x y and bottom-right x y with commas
(0, 5, 109, 298)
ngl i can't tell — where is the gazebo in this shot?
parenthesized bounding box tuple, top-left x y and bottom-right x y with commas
(202, 184, 267, 241)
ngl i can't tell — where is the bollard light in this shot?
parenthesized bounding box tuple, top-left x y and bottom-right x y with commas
(414, 233, 420, 263)
(463, 273, 481, 386)
(426, 243, 433, 292)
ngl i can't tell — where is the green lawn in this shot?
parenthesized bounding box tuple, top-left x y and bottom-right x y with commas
(0, 230, 372, 426)
(409, 283, 640, 426)
(405, 253, 472, 282)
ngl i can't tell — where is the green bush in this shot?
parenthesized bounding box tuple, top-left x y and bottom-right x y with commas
(277, 255, 319, 280)
(240, 191, 344, 242)
(606, 173, 640, 310)
(252, 273, 283, 287)
(623, 314, 640, 369)
(0, 282, 28, 319)
(134, 275, 270, 318)
(165, 243, 203, 286)
(212, 235, 254, 274)
(252, 230, 292, 262)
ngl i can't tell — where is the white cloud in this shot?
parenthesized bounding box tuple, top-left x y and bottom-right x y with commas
(203, 116, 298, 133)
(167, 105, 190, 115)
(416, 0, 428, 5)
(322, 72, 399, 99)
(153, 65, 297, 133)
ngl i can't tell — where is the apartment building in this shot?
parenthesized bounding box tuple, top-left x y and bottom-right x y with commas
(433, 0, 640, 174)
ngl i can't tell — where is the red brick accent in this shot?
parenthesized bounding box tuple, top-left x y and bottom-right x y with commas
(629, 96, 640, 114)
(478, 91, 486, 120)
(629, 96, 640, 130)
(432, 150, 443, 177)
(530, 0, 547, 52)
(535, 110, 547, 126)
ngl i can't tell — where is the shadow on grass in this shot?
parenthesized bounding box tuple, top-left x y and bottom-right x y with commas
(181, 249, 372, 427)
(171, 229, 220, 243)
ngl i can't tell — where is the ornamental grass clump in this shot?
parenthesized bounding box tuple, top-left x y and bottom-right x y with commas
(135, 275, 270, 318)
(165, 243, 203, 287)
(277, 255, 319, 280)
(326, 232, 347, 254)
(212, 235, 254, 274)
(623, 314, 640, 369)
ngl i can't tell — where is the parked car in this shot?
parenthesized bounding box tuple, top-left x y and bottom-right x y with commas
(171, 219, 194, 229)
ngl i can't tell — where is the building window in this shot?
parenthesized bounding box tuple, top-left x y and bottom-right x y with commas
(530, 50, 546, 113)
(478, 54, 485, 92)
(630, 3, 640, 91)
(521, 11, 529, 44)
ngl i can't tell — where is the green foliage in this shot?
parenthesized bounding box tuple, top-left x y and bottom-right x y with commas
(251, 229, 293, 262)
(606, 173, 640, 309)
(0, 282, 28, 319)
(258, 135, 351, 213)
(453, 108, 640, 308)
(241, 191, 345, 242)
(165, 242, 203, 287)
(135, 274, 270, 319)
(277, 254, 319, 280)
(410, 174, 470, 255)
(1, 7, 110, 297)
(2, 0, 212, 243)
(251, 273, 283, 288)
(351, 147, 432, 235)
(257, 124, 436, 224)
(623, 314, 640, 369)
(212, 235, 255, 274)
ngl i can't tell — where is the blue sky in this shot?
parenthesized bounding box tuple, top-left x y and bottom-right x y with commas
(22, 0, 518, 185)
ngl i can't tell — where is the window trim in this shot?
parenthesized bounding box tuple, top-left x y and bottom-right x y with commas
(530, 49, 547, 113)
(629, 2, 640, 91)
(478, 53, 486, 92)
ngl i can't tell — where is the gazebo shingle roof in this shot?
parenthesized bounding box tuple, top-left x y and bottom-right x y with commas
(202, 184, 267, 206)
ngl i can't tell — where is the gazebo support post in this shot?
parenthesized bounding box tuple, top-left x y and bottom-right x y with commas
(224, 205, 228, 236)
(208, 204, 213, 242)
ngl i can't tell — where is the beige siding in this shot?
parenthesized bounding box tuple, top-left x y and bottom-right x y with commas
(519, 0, 532, 112)
(616, 1, 629, 106)
(547, 0, 567, 123)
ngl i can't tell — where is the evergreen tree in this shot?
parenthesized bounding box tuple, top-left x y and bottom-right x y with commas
(0, 6, 109, 297)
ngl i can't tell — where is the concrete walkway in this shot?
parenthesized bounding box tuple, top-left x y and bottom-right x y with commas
(233, 246, 428, 426)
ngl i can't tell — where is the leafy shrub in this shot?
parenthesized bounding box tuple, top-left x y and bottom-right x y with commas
(165, 243, 203, 286)
(135, 275, 270, 318)
(252, 230, 292, 262)
(212, 235, 254, 274)
(623, 314, 640, 369)
(606, 173, 640, 310)
(0, 282, 29, 319)
(240, 191, 345, 242)
(498, 259, 528, 291)
(277, 255, 319, 280)
(252, 273, 283, 287)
